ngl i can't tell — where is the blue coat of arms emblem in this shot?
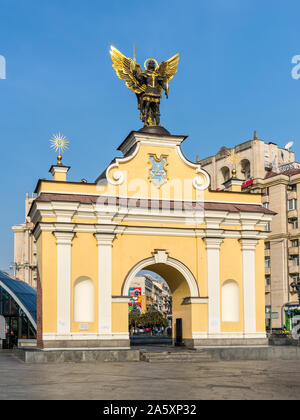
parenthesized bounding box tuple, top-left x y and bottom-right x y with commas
(149, 154, 168, 187)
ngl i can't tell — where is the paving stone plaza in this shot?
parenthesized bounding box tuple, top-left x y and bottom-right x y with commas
(0, 350, 300, 400)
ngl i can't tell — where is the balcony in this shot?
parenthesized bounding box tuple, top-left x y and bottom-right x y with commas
(288, 209, 298, 219)
(288, 227, 299, 236)
(289, 264, 299, 274)
(288, 191, 297, 200)
(262, 196, 269, 205)
(265, 162, 273, 171)
(289, 246, 299, 255)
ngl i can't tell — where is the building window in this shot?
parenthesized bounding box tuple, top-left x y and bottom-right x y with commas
(265, 275, 271, 286)
(265, 241, 270, 250)
(291, 239, 299, 247)
(291, 255, 299, 267)
(262, 187, 269, 196)
(287, 199, 297, 211)
(265, 257, 271, 268)
(222, 280, 240, 323)
(289, 218, 298, 229)
(74, 277, 94, 323)
(220, 166, 230, 183)
(263, 202, 269, 209)
(288, 184, 297, 192)
(240, 159, 251, 180)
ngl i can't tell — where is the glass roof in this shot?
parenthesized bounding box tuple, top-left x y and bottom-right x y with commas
(0, 271, 37, 323)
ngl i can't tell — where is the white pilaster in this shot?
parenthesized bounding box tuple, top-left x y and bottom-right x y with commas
(240, 239, 258, 335)
(95, 233, 115, 335)
(54, 232, 74, 335)
(205, 238, 223, 335)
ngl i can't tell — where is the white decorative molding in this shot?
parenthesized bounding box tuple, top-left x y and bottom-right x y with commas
(54, 231, 75, 335)
(112, 296, 131, 303)
(49, 166, 70, 176)
(192, 332, 267, 340)
(175, 145, 210, 191)
(182, 297, 209, 305)
(192, 175, 209, 191)
(95, 233, 115, 336)
(122, 254, 200, 298)
(205, 211, 228, 229)
(205, 237, 224, 250)
(107, 170, 125, 186)
(32, 221, 269, 243)
(205, 237, 224, 335)
(240, 238, 258, 335)
(118, 132, 185, 155)
(42, 332, 130, 341)
(153, 249, 169, 264)
(30, 198, 271, 236)
(240, 238, 259, 251)
(222, 280, 240, 323)
(105, 141, 141, 186)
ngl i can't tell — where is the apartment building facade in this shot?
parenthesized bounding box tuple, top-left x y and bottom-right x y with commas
(199, 132, 300, 329)
(128, 274, 172, 316)
(11, 194, 37, 289)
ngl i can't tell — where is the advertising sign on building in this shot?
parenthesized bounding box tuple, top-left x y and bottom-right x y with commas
(128, 287, 142, 313)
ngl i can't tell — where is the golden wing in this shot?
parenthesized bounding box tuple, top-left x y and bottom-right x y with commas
(157, 53, 180, 82)
(110, 46, 145, 94)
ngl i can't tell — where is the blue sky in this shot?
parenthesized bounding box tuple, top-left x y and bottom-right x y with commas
(0, 0, 300, 270)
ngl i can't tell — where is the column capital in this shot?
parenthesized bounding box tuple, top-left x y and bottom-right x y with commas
(54, 231, 75, 245)
(204, 237, 224, 250)
(94, 233, 115, 246)
(239, 238, 258, 251)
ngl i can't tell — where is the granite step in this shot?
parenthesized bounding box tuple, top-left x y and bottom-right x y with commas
(141, 350, 213, 363)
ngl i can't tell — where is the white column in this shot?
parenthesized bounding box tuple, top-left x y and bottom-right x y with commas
(205, 238, 223, 336)
(240, 239, 258, 336)
(95, 233, 115, 336)
(54, 232, 74, 335)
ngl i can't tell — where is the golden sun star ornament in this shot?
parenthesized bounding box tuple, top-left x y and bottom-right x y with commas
(50, 133, 69, 165)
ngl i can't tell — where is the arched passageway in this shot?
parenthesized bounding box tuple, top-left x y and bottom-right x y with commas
(122, 254, 200, 346)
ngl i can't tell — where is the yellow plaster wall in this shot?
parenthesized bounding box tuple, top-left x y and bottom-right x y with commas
(53, 172, 67, 182)
(112, 303, 128, 333)
(37, 140, 262, 208)
(170, 274, 192, 339)
(35, 134, 267, 343)
(191, 304, 208, 332)
(110, 232, 208, 340)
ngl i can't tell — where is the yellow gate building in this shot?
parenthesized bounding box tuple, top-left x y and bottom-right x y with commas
(29, 129, 274, 349)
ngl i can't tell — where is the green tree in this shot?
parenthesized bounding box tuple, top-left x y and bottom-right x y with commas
(129, 309, 167, 329)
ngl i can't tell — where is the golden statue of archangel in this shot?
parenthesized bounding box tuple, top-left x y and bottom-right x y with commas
(110, 46, 179, 127)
